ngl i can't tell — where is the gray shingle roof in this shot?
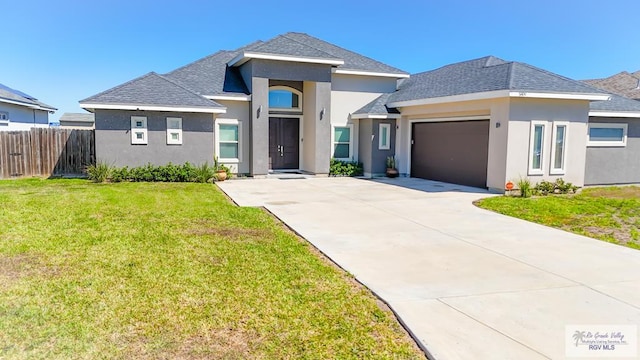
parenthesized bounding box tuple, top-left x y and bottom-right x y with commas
(388, 56, 606, 104)
(245, 34, 343, 60)
(80, 72, 224, 109)
(0, 83, 56, 111)
(165, 51, 249, 97)
(583, 71, 640, 100)
(59, 112, 95, 123)
(352, 93, 400, 117)
(589, 93, 640, 113)
(279, 33, 408, 75)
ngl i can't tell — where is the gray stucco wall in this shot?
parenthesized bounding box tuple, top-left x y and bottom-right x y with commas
(0, 102, 49, 130)
(249, 77, 270, 175)
(358, 119, 396, 176)
(245, 59, 332, 83)
(585, 117, 640, 185)
(269, 80, 303, 92)
(95, 109, 214, 167)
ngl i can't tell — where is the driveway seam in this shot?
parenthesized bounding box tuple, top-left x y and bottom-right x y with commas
(434, 298, 553, 359)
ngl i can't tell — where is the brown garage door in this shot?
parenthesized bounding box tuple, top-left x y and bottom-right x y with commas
(411, 120, 489, 188)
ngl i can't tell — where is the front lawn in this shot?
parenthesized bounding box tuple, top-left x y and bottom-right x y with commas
(476, 186, 640, 249)
(0, 179, 423, 359)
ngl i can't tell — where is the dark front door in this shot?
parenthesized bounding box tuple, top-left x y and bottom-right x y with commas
(269, 117, 299, 170)
(411, 120, 490, 188)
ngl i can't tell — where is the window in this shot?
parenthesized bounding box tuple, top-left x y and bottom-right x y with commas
(131, 116, 147, 145)
(0, 111, 8, 126)
(528, 121, 546, 175)
(333, 125, 353, 160)
(216, 119, 242, 161)
(166, 117, 182, 145)
(268, 86, 302, 111)
(550, 122, 568, 174)
(587, 123, 627, 147)
(379, 123, 391, 150)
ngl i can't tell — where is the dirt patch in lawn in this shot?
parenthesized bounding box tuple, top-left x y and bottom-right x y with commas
(0, 253, 65, 289)
(186, 227, 271, 240)
(176, 328, 259, 360)
(586, 186, 640, 199)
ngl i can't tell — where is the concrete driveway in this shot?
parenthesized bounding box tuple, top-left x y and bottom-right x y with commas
(218, 177, 640, 359)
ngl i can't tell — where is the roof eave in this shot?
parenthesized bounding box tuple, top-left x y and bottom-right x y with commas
(227, 51, 344, 67)
(589, 110, 640, 118)
(350, 113, 401, 119)
(387, 90, 510, 108)
(332, 68, 410, 79)
(204, 94, 252, 102)
(508, 91, 610, 101)
(79, 102, 227, 114)
(0, 97, 56, 112)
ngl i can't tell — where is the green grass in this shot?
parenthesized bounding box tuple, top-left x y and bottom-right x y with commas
(0, 179, 423, 359)
(476, 186, 640, 250)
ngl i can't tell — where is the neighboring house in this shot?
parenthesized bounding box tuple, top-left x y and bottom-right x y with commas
(584, 71, 640, 101)
(80, 32, 640, 191)
(59, 112, 95, 129)
(0, 83, 56, 131)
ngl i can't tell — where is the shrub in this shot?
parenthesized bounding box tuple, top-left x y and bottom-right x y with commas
(533, 178, 579, 195)
(329, 159, 363, 177)
(193, 162, 214, 183)
(110, 166, 129, 183)
(535, 180, 555, 195)
(517, 177, 533, 198)
(86, 162, 112, 183)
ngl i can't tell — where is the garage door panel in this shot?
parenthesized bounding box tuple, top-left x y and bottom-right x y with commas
(411, 121, 489, 188)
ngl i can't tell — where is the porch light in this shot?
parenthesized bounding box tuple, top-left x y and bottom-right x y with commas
(320, 107, 325, 120)
(257, 105, 263, 118)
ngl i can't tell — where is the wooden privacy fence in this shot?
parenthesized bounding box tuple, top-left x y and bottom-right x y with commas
(0, 128, 95, 179)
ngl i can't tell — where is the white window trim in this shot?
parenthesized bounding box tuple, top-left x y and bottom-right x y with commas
(268, 86, 303, 112)
(332, 124, 354, 161)
(0, 111, 8, 123)
(215, 118, 242, 163)
(587, 123, 627, 147)
(166, 117, 182, 145)
(131, 116, 148, 145)
(379, 123, 391, 150)
(550, 121, 569, 175)
(528, 121, 547, 175)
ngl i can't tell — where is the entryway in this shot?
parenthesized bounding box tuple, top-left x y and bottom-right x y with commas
(269, 117, 299, 170)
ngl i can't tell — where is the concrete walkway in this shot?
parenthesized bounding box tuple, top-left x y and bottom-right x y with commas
(218, 177, 640, 359)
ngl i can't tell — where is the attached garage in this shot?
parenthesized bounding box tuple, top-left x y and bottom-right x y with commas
(411, 120, 490, 188)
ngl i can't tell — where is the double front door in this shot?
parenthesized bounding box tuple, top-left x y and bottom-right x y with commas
(269, 117, 299, 170)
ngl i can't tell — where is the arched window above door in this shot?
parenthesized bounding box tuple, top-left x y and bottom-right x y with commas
(268, 86, 302, 111)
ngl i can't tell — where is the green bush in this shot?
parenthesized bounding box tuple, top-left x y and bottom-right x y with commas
(535, 180, 555, 195)
(193, 162, 214, 183)
(329, 159, 364, 177)
(85, 162, 112, 183)
(534, 178, 579, 195)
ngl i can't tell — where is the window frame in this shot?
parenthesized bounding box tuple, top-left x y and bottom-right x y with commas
(378, 123, 391, 150)
(332, 124, 353, 161)
(0, 111, 8, 123)
(550, 121, 569, 175)
(166, 117, 183, 145)
(130, 116, 148, 145)
(268, 86, 303, 112)
(528, 121, 547, 175)
(587, 123, 627, 147)
(215, 118, 242, 163)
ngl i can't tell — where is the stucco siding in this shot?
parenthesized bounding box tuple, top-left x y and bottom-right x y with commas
(0, 102, 50, 131)
(95, 110, 214, 167)
(358, 119, 373, 175)
(585, 117, 640, 185)
(216, 100, 251, 174)
(506, 98, 589, 187)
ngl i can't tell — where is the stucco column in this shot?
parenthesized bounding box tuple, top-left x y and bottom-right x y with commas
(250, 77, 269, 176)
(313, 81, 332, 174)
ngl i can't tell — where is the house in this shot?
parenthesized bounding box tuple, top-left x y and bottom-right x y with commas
(58, 112, 95, 129)
(80, 32, 640, 191)
(584, 71, 640, 101)
(0, 83, 56, 131)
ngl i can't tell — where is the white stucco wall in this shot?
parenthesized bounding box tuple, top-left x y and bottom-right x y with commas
(330, 74, 399, 162)
(216, 100, 251, 174)
(506, 98, 589, 187)
(0, 102, 50, 131)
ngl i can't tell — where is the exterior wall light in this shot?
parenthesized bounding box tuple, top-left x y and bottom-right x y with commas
(320, 107, 325, 120)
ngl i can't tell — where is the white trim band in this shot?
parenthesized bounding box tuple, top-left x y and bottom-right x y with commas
(350, 113, 401, 119)
(588, 110, 640, 118)
(228, 51, 345, 67)
(80, 103, 227, 114)
(332, 69, 410, 78)
(205, 95, 252, 102)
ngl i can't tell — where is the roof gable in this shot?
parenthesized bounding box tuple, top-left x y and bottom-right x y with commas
(80, 72, 225, 111)
(584, 71, 640, 100)
(352, 93, 400, 118)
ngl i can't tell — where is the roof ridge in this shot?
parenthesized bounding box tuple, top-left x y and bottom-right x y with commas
(506, 62, 514, 89)
(278, 33, 338, 58)
(80, 72, 158, 103)
(165, 50, 230, 77)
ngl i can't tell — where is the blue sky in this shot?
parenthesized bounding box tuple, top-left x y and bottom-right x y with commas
(2, 0, 639, 121)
